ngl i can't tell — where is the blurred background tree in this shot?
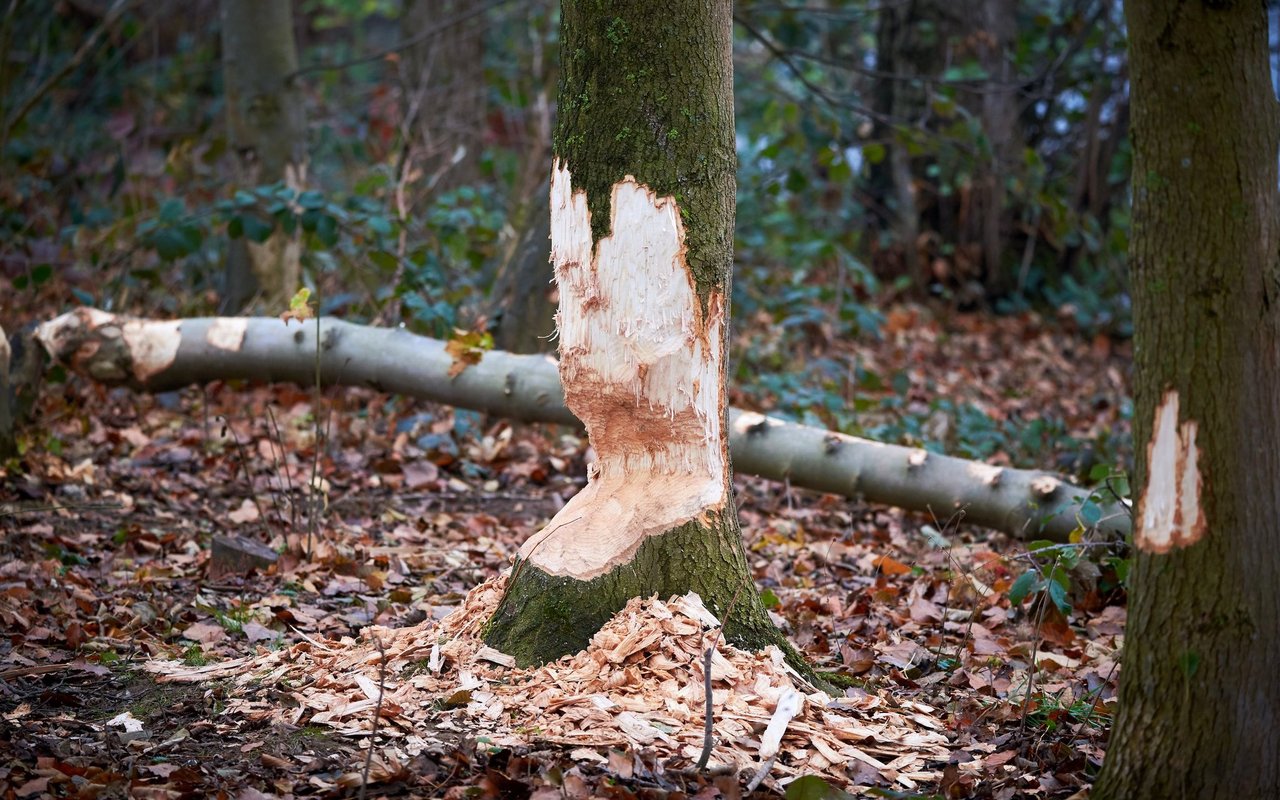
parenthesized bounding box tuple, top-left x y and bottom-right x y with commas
(3, 0, 1223, 475)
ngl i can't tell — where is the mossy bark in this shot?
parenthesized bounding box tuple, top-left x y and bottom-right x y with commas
(220, 0, 306, 312)
(1093, 2, 1280, 797)
(553, 0, 735, 296)
(486, 508, 805, 674)
(484, 0, 810, 681)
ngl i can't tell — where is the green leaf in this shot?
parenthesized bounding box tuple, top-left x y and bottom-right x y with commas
(1027, 539, 1056, 556)
(31, 264, 52, 286)
(786, 775, 853, 800)
(1008, 571, 1038, 606)
(241, 214, 275, 243)
(314, 214, 338, 247)
(158, 198, 185, 223)
(1080, 500, 1102, 526)
(369, 250, 398, 271)
(367, 215, 393, 236)
(862, 142, 886, 166)
(153, 229, 195, 260)
(298, 190, 326, 210)
(1088, 463, 1112, 482)
(760, 588, 781, 609)
(1046, 577, 1070, 613)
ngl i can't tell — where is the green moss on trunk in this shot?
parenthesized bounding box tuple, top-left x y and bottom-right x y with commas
(484, 508, 818, 684)
(554, 0, 735, 296)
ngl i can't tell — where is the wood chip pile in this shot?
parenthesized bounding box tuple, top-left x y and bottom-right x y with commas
(146, 576, 951, 792)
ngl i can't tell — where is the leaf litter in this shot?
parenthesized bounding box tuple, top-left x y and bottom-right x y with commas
(1, 298, 1129, 797)
(146, 575, 951, 793)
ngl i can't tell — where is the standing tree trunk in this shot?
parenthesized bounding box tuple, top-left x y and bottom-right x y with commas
(1093, 2, 1280, 797)
(487, 178, 557, 354)
(400, 0, 487, 192)
(970, 0, 1019, 297)
(869, 0, 954, 291)
(483, 0, 794, 670)
(220, 0, 307, 313)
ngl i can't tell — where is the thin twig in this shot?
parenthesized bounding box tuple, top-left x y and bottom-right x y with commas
(359, 636, 388, 800)
(217, 415, 269, 532)
(2, 0, 142, 143)
(1017, 554, 1061, 740)
(0, 501, 122, 517)
(265, 407, 299, 529)
(288, 0, 517, 80)
(259, 407, 289, 528)
(306, 311, 322, 560)
(695, 583, 745, 772)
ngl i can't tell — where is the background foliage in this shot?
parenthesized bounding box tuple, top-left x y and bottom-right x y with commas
(0, 0, 1137, 474)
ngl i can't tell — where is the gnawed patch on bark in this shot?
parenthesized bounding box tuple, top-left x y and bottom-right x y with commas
(121, 320, 181, 382)
(207, 318, 248, 351)
(1137, 389, 1205, 552)
(520, 162, 727, 580)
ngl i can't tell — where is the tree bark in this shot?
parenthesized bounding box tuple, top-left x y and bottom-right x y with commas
(219, 0, 307, 313)
(479, 0, 802, 670)
(1093, 2, 1280, 797)
(31, 307, 1129, 544)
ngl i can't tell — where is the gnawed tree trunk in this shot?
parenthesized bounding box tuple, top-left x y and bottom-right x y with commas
(28, 307, 1129, 543)
(220, 0, 307, 313)
(480, 0, 796, 669)
(1093, 2, 1280, 797)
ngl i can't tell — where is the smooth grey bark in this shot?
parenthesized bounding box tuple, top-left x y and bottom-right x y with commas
(31, 308, 1128, 544)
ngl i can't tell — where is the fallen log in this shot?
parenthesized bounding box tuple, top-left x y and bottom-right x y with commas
(26, 308, 1129, 542)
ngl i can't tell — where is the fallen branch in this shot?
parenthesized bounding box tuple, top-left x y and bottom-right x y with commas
(25, 308, 1128, 542)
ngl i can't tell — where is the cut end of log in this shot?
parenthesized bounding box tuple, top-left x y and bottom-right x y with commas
(527, 163, 730, 579)
(35, 309, 183, 385)
(1137, 389, 1205, 553)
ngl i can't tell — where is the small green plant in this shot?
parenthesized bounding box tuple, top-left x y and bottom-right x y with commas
(182, 644, 209, 666)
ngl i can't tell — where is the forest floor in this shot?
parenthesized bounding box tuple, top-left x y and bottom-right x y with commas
(0, 295, 1131, 799)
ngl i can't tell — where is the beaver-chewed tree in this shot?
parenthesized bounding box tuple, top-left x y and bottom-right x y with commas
(482, 0, 798, 669)
(1092, 1, 1280, 797)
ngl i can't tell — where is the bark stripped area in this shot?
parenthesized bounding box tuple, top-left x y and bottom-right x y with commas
(517, 165, 728, 580)
(1136, 389, 1204, 553)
